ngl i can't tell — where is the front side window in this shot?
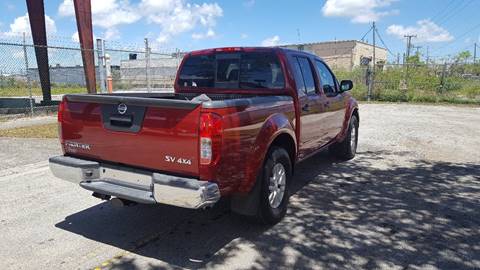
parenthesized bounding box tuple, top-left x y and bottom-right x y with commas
(178, 52, 285, 89)
(315, 60, 336, 94)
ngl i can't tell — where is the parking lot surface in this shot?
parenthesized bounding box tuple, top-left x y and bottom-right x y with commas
(1, 103, 479, 270)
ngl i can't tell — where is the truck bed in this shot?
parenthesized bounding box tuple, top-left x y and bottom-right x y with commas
(59, 92, 292, 179)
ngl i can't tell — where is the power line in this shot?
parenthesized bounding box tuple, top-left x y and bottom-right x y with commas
(430, 0, 456, 22)
(360, 26, 373, 42)
(431, 21, 480, 54)
(434, 0, 465, 24)
(374, 28, 396, 57)
(434, 0, 474, 27)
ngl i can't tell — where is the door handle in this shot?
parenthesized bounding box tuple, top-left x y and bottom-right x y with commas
(302, 104, 309, 112)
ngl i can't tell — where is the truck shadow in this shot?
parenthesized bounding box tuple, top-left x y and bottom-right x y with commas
(55, 150, 480, 269)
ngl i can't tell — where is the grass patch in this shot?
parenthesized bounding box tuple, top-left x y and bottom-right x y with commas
(0, 123, 58, 138)
(0, 86, 86, 97)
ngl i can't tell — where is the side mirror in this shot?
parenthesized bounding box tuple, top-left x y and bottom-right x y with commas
(340, 80, 353, 92)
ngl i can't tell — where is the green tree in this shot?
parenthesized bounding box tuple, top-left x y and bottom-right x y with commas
(455, 51, 471, 64)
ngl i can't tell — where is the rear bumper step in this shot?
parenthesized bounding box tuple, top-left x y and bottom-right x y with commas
(49, 155, 220, 209)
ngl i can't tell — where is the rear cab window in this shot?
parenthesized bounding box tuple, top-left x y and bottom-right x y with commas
(178, 51, 285, 90)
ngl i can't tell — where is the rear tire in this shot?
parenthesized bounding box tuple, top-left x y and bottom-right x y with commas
(255, 146, 292, 225)
(330, 115, 358, 160)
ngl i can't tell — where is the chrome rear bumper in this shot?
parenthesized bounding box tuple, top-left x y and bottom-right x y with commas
(49, 155, 220, 209)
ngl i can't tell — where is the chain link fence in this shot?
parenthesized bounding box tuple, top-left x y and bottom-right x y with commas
(335, 62, 480, 104)
(1, 34, 479, 115)
(0, 33, 181, 115)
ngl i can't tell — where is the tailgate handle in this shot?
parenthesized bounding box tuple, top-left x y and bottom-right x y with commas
(110, 115, 133, 127)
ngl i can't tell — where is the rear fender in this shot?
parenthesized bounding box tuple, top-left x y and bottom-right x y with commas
(239, 113, 296, 194)
(337, 98, 359, 141)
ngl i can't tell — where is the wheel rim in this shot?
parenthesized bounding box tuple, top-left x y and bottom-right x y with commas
(350, 121, 357, 153)
(268, 163, 286, 209)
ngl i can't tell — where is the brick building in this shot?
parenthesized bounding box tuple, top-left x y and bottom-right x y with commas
(281, 40, 387, 71)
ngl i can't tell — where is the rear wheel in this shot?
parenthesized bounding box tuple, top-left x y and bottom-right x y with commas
(330, 115, 358, 160)
(256, 146, 292, 224)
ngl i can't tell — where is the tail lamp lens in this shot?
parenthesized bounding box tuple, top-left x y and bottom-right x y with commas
(199, 113, 223, 165)
(58, 98, 65, 123)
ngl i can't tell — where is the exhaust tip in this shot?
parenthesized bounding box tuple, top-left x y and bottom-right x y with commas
(110, 198, 125, 208)
(110, 197, 137, 208)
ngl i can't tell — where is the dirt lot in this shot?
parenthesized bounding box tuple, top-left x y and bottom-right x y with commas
(0, 103, 479, 270)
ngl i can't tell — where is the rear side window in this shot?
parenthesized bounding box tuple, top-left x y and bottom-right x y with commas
(178, 52, 285, 89)
(291, 58, 306, 93)
(291, 56, 316, 94)
(297, 57, 316, 94)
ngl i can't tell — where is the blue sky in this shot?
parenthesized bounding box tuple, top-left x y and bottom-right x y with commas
(0, 0, 479, 62)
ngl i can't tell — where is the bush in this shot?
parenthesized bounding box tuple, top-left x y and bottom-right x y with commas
(334, 64, 480, 104)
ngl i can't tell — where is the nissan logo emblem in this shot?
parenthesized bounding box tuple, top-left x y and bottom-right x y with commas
(117, 103, 127, 115)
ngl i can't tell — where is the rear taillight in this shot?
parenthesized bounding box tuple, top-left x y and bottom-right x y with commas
(57, 98, 66, 146)
(199, 113, 223, 165)
(58, 98, 65, 123)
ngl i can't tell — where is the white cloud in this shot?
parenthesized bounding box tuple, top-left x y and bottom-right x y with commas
(140, 0, 223, 43)
(261, 35, 281, 46)
(3, 13, 56, 37)
(104, 28, 120, 40)
(71, 31, 79, 43)
(58, 0, 223, 44)
(192, 29, 215, 40)
(240, 33, 248, 39)
(322, 0, 398, 24)
(59, 0, 140, 28)
(387, 19, 454, 43)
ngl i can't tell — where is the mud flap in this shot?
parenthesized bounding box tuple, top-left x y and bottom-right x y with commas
(230, 174, 262, 216)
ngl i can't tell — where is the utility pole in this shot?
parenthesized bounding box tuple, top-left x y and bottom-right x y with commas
(474, 43, 477, 64)
(440, 61, 447, 92)
(413, 45, 422, 56)
(404, 35, 416, 62)
(403, 34, 416, 91)
(426, 46, 430, 66)
(367, 21, 376, 101)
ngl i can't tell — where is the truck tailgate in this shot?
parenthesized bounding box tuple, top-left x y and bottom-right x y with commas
(60, 94, 201, 177)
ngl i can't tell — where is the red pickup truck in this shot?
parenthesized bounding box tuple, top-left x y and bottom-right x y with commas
(50, 47, 359, 224)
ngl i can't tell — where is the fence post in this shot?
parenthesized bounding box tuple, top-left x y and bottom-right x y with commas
(440, 61, 447, 92)
(105, 53, 112, 93)
(145, 38, 151, 92)
(22, 32, 34, 116)
(366, 66, 372, 101)
(96, 38, 106, 93)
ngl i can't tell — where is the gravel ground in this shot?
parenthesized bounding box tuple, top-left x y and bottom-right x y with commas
(0, 103, 479, 270)
(0, 115, 56, 130)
